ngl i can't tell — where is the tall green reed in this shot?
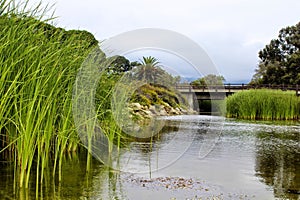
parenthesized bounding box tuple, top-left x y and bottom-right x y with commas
(0, 0, 98, 188)
(226, 89, 300, 120)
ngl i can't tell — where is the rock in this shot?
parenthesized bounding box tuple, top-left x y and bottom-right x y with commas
(149, 105, 157, 115)
(143, 110, 153, 117)
(129, 101, 194, 121)
(130, 103, 143, 111)
(156, 105, 168, 116)
(169, 107, 181, 115)
(181, 109, 188, 114)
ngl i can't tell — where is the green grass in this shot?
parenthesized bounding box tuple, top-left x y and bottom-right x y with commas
(0, 0, 99, 188)
(226, 89, 300, 120)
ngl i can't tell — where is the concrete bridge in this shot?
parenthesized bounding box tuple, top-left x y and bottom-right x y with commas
(176, 84, 300, 110)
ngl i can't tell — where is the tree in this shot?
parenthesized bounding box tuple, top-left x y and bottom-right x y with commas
(106, 55, 133, 75)
(134, 56, 162, 82)
(251, 22, 300, 85)
(190, 74, 225, 87)
(133, 56, 181, 86)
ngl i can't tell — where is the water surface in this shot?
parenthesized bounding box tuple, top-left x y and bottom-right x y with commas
(0, 115, 299, 199)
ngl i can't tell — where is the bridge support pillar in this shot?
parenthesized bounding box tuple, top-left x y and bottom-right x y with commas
(182, 93, 196, 111)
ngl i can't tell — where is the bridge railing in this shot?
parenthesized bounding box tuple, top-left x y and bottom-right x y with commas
(175, 84, 300, 95)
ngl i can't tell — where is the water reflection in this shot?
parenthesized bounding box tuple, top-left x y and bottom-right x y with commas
(0, 152, 127, 200)
(255, 130, 300, 199)
(0, 116, 299, 199)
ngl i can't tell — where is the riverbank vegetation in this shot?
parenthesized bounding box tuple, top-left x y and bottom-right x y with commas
(1, 0, 299, 195)
(226, 89, 300, 120)
(129, 83, 191, 121)
(0, 0, 188, 190)
(131, 84, 181, 108)
(226, 21, 300, 120)
(123, 56, 188, 121)
(0, 0, 101, 188)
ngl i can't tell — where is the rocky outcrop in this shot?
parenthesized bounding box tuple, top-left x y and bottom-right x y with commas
(128, 102, 195, 121)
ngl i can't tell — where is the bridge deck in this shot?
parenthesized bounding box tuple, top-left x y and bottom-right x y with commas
(176, 84, 299, 95)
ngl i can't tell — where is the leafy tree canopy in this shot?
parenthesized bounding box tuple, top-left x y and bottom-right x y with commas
(251, 22, 300, 85)
(190, 74, 225, 87)
(105, 55, 134, 75)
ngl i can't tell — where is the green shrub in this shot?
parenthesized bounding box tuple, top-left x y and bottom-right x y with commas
(130, 83, 185, 108)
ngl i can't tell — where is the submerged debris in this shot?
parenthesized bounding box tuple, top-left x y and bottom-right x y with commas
(127, 176, 209, 191)
(124, 175, 256, 200)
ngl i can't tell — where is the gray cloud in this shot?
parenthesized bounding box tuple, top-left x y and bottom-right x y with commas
(23, 0, 300, 82)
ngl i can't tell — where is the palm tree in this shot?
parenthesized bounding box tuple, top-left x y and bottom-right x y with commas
(134, 56, 162, 83)
(140, 56, 160, 67)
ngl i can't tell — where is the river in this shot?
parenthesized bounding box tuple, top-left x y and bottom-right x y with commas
(0, 115, 299, 199)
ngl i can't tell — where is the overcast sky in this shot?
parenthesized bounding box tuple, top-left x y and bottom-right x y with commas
(25, 0, 300, 83)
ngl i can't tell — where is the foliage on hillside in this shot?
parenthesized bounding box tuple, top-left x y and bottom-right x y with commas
(130, 83, 185, 108)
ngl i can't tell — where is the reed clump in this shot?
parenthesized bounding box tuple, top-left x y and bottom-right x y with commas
(0, 0, 99, 188)
(226, 89, 300, 120)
